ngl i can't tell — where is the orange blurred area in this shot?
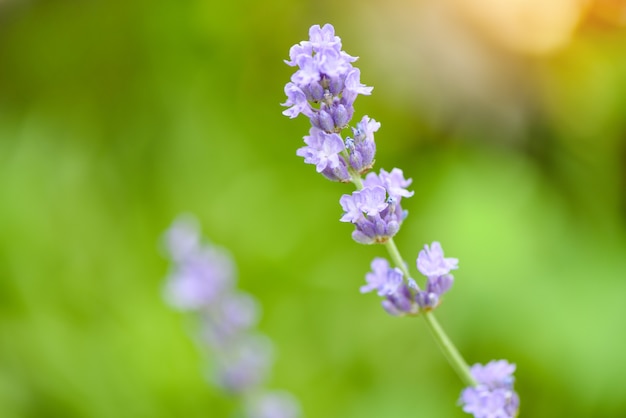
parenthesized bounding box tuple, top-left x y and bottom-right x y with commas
(584, 0, 626, 27)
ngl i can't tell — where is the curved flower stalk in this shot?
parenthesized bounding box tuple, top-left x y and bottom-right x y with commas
(163, 216, 300, 418)
(283, 24, 519, 417)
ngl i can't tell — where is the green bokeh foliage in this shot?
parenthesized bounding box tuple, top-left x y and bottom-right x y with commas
(1, 1, 626, 417)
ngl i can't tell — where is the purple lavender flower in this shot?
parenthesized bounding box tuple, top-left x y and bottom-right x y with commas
(361, 258, 418, 316)
(340, 196, 403, 244)
(417, 241, 459, 278)
(460, 360, 520, 418)
(414, 242, 458, 310)
(363, 168, 414, 201)
(296, 127, 350, 182)
(282, 83, 313, 119)
(360, 258, 403, 296)
(470, 360, 517, 388)
(339, 173, 410, 244)
(282, 24, 371, 128)
(346, 115, 379, 173)
(415, 274, 454, 310)
(214, 334, 273, 394)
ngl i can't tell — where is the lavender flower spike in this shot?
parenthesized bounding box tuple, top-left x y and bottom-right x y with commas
(162, 216, 301, 417)
(460, 360, 520, 418)
(282, 23, 371, 131)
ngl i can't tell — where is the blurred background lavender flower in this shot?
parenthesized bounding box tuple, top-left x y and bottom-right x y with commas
(163, 216, 300, 417)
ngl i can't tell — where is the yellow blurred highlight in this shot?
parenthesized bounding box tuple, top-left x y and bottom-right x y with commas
(451, 0, 589, 54)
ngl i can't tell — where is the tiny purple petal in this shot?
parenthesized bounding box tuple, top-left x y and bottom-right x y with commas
(358, 186, 388, 216)
(284, 43, 312, 67)
(342, 68, 373, 105)
(352, 229, 376, 244)
(296, 128, 345, 173)
(379, 168, 414, 199)
(353, 115, 380, 143)
(308, 23, 341, 51)
(281, 83, 312, 118)
(426, 274, 454, 297)
(339, 193, 362, 223)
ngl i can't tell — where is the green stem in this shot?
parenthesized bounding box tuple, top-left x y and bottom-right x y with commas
(422, 311, 477, 387)
(349, 171, 475, 387)
(384, 238, 411, 279)
(349, 170, 364, 190)
(384, 238, 476, 387)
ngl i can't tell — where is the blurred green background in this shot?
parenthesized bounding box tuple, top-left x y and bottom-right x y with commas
(1, 0, 626, 417)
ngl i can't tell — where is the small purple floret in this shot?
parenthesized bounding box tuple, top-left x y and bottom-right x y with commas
(360, 258, 403, 296)
(296, 128, 350, 182)
(347, 115, 379, 173)
(417, 241, 459, 278)
(339, 168, 411, 245)
(361, 258, 418, 316)
(460, 360, 520, 418)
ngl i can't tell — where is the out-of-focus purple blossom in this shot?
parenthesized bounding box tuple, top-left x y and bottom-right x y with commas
(248, 391, 301, 418)
(204, 292, 260, 345)
(164, 247, 235, 310)
(164, 216, 202, 262)
(417, 241, 458, 278)
(214, 334, 273, 394)
(460, 360, 519, 418)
